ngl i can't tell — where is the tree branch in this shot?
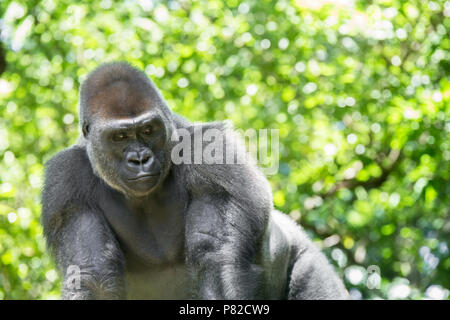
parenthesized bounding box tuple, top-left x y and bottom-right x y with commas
(0, 42, 6, 76)
(323, 149, 402, 198)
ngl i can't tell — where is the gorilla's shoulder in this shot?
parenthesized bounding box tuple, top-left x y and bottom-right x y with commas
(42, 145, 102, 217)
(174, 120, 273, 214)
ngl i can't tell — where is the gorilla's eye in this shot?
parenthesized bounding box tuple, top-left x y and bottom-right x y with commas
(141, 126, 153, 136)
(112, 132, 128, 142)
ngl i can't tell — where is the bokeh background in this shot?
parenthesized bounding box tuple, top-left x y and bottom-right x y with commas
(0, 0, 449, 300)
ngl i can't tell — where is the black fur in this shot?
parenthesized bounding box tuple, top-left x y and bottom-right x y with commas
(41, 62, 348, 300)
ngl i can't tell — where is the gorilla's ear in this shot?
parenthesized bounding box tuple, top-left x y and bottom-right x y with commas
(82, 123, 90, 138)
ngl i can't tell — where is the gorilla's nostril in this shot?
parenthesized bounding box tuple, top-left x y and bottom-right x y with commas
(128, 159, 140, 166)
(142, 156, 151, 164)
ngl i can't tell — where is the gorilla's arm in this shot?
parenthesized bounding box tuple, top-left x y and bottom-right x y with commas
(42, 147, 125, 299)
(264, 210, 349, 299)
(185, 195, 266, 299)
(52, 208, 125, 299)
(288, 246, 349, 300)
(178, 122, 273, 299)
(185, 197, 226, 299)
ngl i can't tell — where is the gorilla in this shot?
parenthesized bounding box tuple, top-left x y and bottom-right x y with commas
(41, 62, 348, 300)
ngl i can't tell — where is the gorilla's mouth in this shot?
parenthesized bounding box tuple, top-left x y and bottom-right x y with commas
(128, 173, 160, 181)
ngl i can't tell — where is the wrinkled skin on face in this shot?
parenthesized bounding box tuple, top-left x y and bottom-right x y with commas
(82, 79, 173, 197)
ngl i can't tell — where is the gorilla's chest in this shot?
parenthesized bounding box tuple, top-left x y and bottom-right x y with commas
(125, 262, 191, 299)
(102, 192, 187, 266)
(125, 207, 185, 264)
(103, 192, 192, 299)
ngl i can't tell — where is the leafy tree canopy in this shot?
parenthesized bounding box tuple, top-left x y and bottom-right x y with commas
(0, 0, 448, 299)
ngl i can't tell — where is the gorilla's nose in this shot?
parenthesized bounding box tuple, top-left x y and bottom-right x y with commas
(126, 150, 153, 170)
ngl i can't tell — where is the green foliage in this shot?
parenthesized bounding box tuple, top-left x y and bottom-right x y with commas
(0, 0, 448, 299)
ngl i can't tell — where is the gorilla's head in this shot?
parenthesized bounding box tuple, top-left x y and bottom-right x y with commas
(79, 62, 174, 197)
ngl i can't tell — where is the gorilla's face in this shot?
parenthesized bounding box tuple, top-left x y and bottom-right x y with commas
(79, 66, 175, 197)
(86, 111, 171, 197)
